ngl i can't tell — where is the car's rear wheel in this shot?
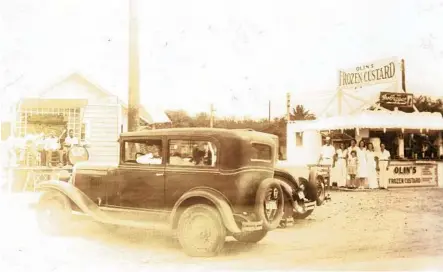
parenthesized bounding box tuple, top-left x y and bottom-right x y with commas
(36, 190, 72, 235)
(255, 179, 284, 230)
(232, 229, 268, 243)
(177, 204, 226, 257)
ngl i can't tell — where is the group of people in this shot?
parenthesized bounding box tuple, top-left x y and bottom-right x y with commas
(319, 137, 391, 189)
(5, 128, 80, 167)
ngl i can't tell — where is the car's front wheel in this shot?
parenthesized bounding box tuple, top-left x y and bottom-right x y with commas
(36, 190, 72, 235)
(177, 204, 226, 257)
(232, 229, 268, 243)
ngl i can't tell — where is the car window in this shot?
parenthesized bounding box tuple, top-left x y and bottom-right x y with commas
(123, 139, 163, 165)
(251, 143, 272, 161)
(168, 139, 217, 167)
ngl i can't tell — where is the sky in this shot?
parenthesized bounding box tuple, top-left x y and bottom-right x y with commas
(1, 0, 443, 119)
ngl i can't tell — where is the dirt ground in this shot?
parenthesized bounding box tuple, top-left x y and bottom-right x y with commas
(1, 188, 443, 271)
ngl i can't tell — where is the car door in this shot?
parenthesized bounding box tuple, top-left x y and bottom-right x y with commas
(164, 136, 221, 209)
(113, 136, 166, 210)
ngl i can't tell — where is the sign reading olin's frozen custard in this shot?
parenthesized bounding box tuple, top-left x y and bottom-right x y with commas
(338, 57, 400, 89)
(386, 163, 437, 188)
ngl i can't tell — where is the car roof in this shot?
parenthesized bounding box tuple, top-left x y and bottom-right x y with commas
(120, 127, 278, 142)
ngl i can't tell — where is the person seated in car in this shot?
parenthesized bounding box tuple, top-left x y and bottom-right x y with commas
(136, 144, 162, 164)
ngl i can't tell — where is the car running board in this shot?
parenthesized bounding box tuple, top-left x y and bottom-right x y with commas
(71, 210, 171, 232)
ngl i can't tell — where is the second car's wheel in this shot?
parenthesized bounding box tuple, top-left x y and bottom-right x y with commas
(36, 190, 72, 236)
(177, 204, 226, 257)
(232, 229, 268, 243)
(316, 176, 326, 206)
(255, 178, 285, 231)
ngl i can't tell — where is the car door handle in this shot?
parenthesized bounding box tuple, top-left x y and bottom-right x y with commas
(156, 173, 164, 176)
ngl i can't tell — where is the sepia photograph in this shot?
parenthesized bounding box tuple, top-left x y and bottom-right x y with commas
(1, 0, 443, 271)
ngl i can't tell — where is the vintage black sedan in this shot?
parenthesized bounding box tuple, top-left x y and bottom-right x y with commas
(35, 128, 297, 257)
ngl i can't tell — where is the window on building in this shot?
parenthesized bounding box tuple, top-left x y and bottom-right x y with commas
(168, 139, 217, 167)
(296, 132, 303, 146)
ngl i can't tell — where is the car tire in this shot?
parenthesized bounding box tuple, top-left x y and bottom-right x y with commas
(255, 179, 284, 231)
(177, 204, 226, 257)
(232, 229, 268, 243)
(36, 190, 72, 235)
(316, 176, 326, 206)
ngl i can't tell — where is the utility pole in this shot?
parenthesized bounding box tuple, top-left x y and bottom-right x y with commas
(128, 0, 140, 132)
(286, 92, 291, 122)
(268, 100, 271, 122)
(209, 104, 215, 128)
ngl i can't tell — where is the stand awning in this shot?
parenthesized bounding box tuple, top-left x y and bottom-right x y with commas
(19, 98, 88, 109)
(288, 110, 443, 132)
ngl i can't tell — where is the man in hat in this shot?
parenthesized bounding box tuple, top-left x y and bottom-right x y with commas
(318, 136, 336, 167)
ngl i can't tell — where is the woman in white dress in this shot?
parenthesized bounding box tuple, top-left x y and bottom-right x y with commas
(356, 140, 368, 189)
(366, 142, 378, 189)
(335, 142, 348, 187)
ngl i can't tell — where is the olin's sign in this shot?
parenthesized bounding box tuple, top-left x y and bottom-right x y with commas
(338, 57, 401, 89)
(380, 92, 413, 108)
(386, 163, 437, 188)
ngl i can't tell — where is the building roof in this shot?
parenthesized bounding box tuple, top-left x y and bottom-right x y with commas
(287, 110, 443, 132)
(26, 72, 171, 124)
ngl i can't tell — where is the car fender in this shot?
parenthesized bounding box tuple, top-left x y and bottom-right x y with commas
(35, 180, 116, 224)
(169, 187, 242, 234)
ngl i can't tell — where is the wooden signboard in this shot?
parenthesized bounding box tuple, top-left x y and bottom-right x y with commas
(386, 162, 438, 188)
(379, 92, 413, 108)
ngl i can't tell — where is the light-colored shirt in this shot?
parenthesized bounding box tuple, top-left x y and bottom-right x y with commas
(44, 137, 59, 151)
(136, 153, 162, 165)
(378, 149, 390, 161)
(65, 136, 79, 147)
(321, 145, 336, 159)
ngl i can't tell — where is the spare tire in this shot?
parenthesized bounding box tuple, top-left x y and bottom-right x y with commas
(68, 146, 89, 165)
(254, 178, 284, 230)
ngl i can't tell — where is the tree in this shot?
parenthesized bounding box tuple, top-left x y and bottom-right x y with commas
(165, 110, 193, 127)
(290, 105, 316, 121)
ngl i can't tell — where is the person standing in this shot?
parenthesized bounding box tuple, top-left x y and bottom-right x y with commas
(366, 142, 378, 189)
(335, 142, 348, 187)
(44, 132, 59, 167)
(346, 139, 358, 187)
(347, 150, 358, 188)
(377, 143, 391, 189)
(59, 129, 78, 165)
(356, 140, 368, 189)
(318, 136, 336, 166)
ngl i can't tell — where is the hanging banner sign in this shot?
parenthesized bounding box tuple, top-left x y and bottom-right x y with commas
(379, 92, 413, 108)
(386, 163, 438, 188)
(338, 57, 401, 89)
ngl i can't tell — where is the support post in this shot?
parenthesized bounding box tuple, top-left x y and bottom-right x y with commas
(210, 104, 215, 128)
(286, 93, 291, 122)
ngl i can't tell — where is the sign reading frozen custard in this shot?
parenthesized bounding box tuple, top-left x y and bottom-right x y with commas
(338, 57, 400, 89)
(386, 163, 437, 188)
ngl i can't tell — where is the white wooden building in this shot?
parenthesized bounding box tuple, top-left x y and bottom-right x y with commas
(11, 73, 170, 164)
